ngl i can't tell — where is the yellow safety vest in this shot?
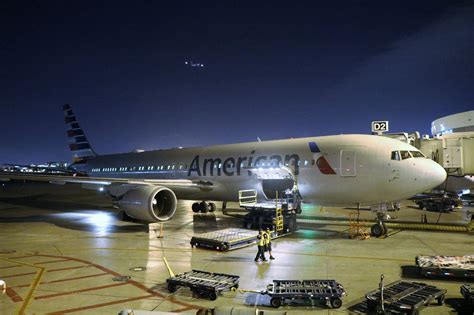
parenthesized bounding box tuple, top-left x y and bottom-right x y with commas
(264, 231, 271, 245)
(257, 234, 265, 246)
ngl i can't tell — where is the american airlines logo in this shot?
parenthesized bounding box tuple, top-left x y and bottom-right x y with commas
(188, 151, 300, 176)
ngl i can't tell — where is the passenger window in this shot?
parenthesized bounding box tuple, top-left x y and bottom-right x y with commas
(400, 150, 411, 160)
(391, 151, 400, 161)
(410, 151, 425, 158)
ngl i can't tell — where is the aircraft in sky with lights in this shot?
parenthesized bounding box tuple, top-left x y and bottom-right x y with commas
(184, 60, 204, 68)
(0, 105, 446, 236)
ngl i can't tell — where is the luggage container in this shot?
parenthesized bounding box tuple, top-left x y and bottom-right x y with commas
(416, 255, 474, 280)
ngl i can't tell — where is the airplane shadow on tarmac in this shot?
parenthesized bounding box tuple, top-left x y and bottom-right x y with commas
(0, 196, 147, 233)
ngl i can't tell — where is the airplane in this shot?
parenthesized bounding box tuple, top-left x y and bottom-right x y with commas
(0, 104, 447, 236)
(184, 61, 204, 67)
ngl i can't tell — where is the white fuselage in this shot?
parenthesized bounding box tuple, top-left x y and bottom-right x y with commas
(74, 134, 446, 207)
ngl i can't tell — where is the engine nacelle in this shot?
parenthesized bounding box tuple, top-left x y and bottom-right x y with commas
(117, 186, 177, 223)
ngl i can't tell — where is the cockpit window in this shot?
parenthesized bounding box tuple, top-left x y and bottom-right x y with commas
(400, 150, 412, 160)
(410, 151, 425, 158)
(391, 151, 400, 161)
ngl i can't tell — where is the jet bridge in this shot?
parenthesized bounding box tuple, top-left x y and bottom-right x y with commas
(384, 129, 474, 193)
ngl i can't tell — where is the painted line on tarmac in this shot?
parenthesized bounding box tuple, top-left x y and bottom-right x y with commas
(172, 305, 199, 312)
(1, 265, 92, 279)
(12, 272, 109, 289)
(28, 254, 202, 311)
(33, 259, 71, 265)
(35, 282, 129, 300)
(46, 294, 156, 314)
(0, 256, 46, 314)
(0, 264, 21, 269)
(5, 287, 23, 302)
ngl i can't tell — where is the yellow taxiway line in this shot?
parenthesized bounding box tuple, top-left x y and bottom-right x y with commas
(0, 257, 46, 315)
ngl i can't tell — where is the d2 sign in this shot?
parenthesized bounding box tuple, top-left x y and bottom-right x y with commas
(372, 121, 389, 133)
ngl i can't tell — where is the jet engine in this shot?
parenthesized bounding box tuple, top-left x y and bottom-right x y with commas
(117, 186, 177, 223)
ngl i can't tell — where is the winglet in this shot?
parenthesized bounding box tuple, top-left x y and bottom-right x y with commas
(162, 257, 175, 278)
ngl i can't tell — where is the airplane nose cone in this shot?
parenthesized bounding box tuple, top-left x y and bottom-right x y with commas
(426, 160, 447, 189)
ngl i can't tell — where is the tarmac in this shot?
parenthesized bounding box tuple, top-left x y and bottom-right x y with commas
(0, 188, 473, 314)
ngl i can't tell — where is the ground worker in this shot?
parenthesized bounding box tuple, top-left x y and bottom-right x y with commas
(254, 229, 267, 262)
(265, 227, 275, 260)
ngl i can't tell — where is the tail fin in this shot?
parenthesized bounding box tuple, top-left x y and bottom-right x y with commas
(63, 104, 97, 162)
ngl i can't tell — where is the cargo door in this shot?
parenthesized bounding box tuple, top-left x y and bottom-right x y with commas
(340, 150, 356, 177)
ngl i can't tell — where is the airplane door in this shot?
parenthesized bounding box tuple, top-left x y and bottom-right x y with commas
(340, 150, 356, 177)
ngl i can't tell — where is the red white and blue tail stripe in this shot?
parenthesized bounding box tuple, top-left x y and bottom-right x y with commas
(63, 104, 97, 162)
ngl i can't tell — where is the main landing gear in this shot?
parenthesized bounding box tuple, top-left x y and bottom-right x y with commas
(192, 201, 216, 214)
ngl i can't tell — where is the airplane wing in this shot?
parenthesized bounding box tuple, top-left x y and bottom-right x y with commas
(0, 173, 213, 192)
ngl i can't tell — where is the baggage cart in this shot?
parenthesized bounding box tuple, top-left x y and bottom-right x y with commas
(262, 279, 345, 308)
(416, 255, 474, 280)
(461, 284, 473, 305)
(365, 280, 446, 315)
(166, 269, 239, 301)
(190, 228, 289, 251)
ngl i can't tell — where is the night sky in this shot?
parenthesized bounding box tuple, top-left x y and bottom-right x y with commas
(1, 1, 473, 164)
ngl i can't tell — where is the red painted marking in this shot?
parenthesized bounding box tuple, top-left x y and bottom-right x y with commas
(35, 282, 129, 300)
(172, 306, 197, 312)
(46, 294, 155, 314)
(316, 156, 336, 174)
(128, 279, 201, 309)
(8, 255, 37, 259)
(19, 254, 202, 311)
(6, 287, 23, 302)
(0, 264, 21, 269)
(34, 259, 70, 265)
(12, 272, 109, 289)
(1, 265, 91, 279)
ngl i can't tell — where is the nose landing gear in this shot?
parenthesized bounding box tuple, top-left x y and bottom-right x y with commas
(192, 201, 216, 214)
(371, 221, 387, 238)
(371, 205, 390, 237)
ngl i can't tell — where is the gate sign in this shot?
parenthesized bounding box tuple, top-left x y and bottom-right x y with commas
(371, 121, 389, 133)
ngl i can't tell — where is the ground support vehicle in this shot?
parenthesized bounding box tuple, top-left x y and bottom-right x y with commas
(365, 280, 446, 315)
(166, 269, 239, 301)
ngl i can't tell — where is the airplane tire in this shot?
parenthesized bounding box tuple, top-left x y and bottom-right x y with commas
(209, 202, 216, 212)
(200, 201, 208, 213)
(192, 203, 200, 213)
(371, 224, 384, 238)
